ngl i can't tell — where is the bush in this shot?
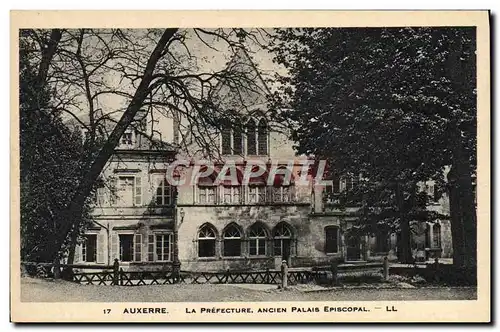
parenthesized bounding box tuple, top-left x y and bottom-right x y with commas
(339, 272, 384, 285)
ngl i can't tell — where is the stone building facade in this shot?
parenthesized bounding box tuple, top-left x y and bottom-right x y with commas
(74, 50, 453, 272)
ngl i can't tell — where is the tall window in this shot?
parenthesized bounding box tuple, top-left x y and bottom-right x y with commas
(155, 234, 172, 261)
(325, 227, 339, 254)
(233, 125, 243, 155)
(246, 119, 257, 155)
(222, 186, 241, 204)
(221, 123, 244, 155)
(249, 224, 267, 256)
(257, 118, 268, 155)
(221, 127, 231, 155)
(223, 224, 242, 257)
(273, 223, 293, 257)
(198, 224, 217, 258)
(432, 223, 442, 248)
(117, 176, 142, 206)
(82, 234, 97, 262)
(153, 175, 173, 206)
(119, 234, 134, 262)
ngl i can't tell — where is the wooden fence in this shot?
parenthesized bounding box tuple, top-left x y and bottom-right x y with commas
(22, 259, 389, 287)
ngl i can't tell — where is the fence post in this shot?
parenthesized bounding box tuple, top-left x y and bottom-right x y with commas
(225, 269, 230, 284)
(119, 268, 124, 286)
(433, 257, 440, 282)
(53, 258, 61, 279)
(281, 260, 288, 289)
(112, 259, 119, 285)
(383, 256, 389, 281)
(265, 268, 270, 284)
(331, 260, 339, 285)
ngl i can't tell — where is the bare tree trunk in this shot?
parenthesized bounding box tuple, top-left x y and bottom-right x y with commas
(447, 166, 466, 268)
(396, 182, 413, 264)
(46, 28, 179, 260)
(35, 29, 62, 89)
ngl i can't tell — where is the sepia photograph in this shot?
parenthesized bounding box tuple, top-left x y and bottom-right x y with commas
(10, 10, 490, 323)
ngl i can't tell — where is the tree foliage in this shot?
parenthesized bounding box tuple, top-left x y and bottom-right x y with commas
(20, 36, 95, 262)
(269, 27, 477, 267)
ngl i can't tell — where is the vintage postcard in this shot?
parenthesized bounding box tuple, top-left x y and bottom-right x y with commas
(10, 10, 490, 323)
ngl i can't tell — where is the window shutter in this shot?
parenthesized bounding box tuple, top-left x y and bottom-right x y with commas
(111, 233, 119, 261)
(134, 234, 142, 262)
(148, 235, 155, 262)
(74, 243, 81, 263)
(97, 233, 106, 264)
(169, 234, 174, 261)
(134, 176, 142, 206)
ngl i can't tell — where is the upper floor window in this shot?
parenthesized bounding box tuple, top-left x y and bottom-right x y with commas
(272, 185, 294, 203)
(248, 186, 267, 203)
(221, 127, 232, 155)
(246, 119, 257, 155)
(222, 186, 242, 204)
(120, 130, 135, 147)
(221, 121, 244, 155)
(153, 175, 173, 206)
(116, 176, 142, 207)
(197, 170, 217, 204)
(257, 119, 268, 155)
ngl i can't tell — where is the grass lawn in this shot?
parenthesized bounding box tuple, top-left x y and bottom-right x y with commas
(20, 277, 477, 302)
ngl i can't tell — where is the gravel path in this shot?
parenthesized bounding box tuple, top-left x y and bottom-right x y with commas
(21, 277, 477, 302)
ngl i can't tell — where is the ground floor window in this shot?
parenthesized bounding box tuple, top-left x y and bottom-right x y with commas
(119, 234, 141, 262)
(432, 223, 442, 248)
(198, 224, 217, 258)
(223, 224, 242, 257)
(155, 234, 172, 261)
(375, 231, 389, 253)
(82, 234, 97, 262)
(273, 223, 293, 258)
(325, 226, 339, 254)
(249, 224, 267, 256)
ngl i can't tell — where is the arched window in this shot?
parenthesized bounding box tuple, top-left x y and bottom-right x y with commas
(223, 224, 242, 257)
(273, 223, 293, 258)
(221, 127, 231, 155)
(432, 223, 442, 248)
(246, 119, 257, 155)
(248, 224, 268, 256)
(233, 122, 243, 155)
(257, 118, 268, 155)
(198, 224, 217, 258)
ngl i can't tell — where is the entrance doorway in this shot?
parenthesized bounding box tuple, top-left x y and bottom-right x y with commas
(345, 234, 362, 261)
